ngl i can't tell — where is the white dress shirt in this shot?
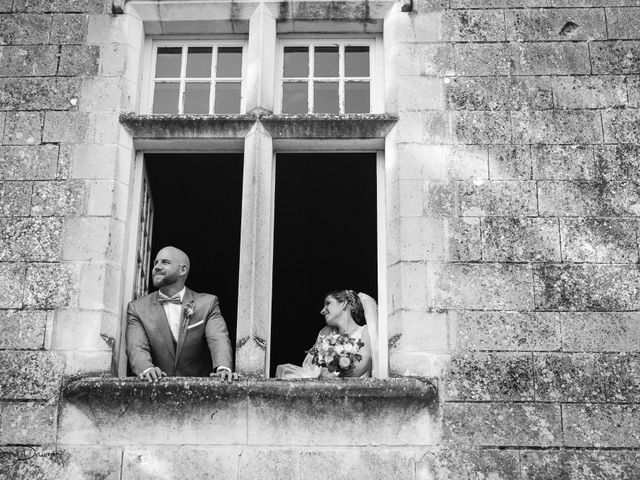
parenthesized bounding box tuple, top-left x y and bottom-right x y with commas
(160, 287, 185, 342)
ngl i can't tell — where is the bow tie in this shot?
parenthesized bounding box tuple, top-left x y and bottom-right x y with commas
(159, 293, 182, 305)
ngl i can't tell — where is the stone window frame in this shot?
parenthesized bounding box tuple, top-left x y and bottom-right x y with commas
(114, 0, 399, 379)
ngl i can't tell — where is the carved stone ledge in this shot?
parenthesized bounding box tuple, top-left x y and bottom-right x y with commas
(260, 113, 397, 139)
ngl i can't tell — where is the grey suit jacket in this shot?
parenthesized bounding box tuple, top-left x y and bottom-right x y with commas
(126, 288, 233, 376)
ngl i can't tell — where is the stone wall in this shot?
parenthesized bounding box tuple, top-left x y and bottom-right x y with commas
(1, 0, 640, 478)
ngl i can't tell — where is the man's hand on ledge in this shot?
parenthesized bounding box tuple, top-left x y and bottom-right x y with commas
(139, 366, 167, 383)
(210, 367, 238, 382)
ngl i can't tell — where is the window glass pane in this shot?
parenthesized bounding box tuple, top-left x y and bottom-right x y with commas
(152, 82, 179, 113)
(217, 47, 243, 78)
(282, 82, 308, 113)
(314, 82, 339, 114)
(155, 47, 182, 78)
(187, 47, 212, 77)
(184, 83, 211, 114)
(283, 47, 308, 78)
(345, 82, 370, 113)
(345, 46, 370, 77)
(314, 46, 339, 77)
(215, 82, 241, 114)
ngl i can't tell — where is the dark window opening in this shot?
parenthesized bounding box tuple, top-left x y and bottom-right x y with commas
(270, 153, 378, 377)
(145, 153, 243, 349)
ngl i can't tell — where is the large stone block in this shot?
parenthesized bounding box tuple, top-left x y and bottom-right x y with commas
(0, 350, 64, 400)
(0, 145, 59, 180)
(238, 449, 298, 480)
(42, 111, 91, 143)
(424, 181, 456, 216)
(0, 45, 58, 76)
(0, 181, 31, 215)
(553, 75, 628, 109)
(298, 449, 417, 480)
(603, 109, 640, 142)
(63, 216, 119, 262)
(0, 402, 57, 444)
(431, 448, 520, 480)
(561, 312, 640, 352)
(630, 73, 640, 107)
(23, 262, 76, 308)
(596, 144, 640, 182)
(521, 449, 640, 480)
(560, 217, 638, 263)
(58, 45, 100, 76)
(532, 145, 595, 180)
(397, 76, 444, 112)
(440, 9, 506, 42)
(602, 353, 640, 402)
(0, 14, 51, 44)
(512, 111, 602, 144)
(0, 217, 63, 261)
(12, 0, 107, 12)
(443, 352, 534, 401)
(428, 263, 533, 310)
(534, 353, 605, 402)
(454, 43, 511, 76)
(533, 264, 640, 311)
(50, 13, 89, 44)
(31, 179, 86, 216)
(564, 404, 640, 447)
(0, 262, 26, 308)
(389, 310, 455, 352)
(401, 217, 481, 262)
(0, 78, 79, 110)
(443, 402, 562, 446)
(0, 309, 48, 350)
(506, 8, 605, 41)
(607, 7, 640, 39)
(422, 44, 455, 77)
(513, 42, 591, 75)
(446, 76, 552, 111)
(444, 145, 488, 180)
(458, 311, 561, 351)
(537, 181, 640, 217)
(458, 180, 537, 216)
(489, 146, 532, 180)
(3, 111, 43, 145)
(452, 0, 551, 5)
(482, 217, 561, 262)
(591, 41, 640, 74)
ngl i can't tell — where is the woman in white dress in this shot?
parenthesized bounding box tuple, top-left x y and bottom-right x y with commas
(276, 290, 378, 379)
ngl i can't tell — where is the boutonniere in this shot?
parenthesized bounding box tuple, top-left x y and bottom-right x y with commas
(184, 300, 195, 320)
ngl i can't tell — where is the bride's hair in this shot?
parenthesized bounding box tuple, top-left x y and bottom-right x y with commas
(327, 289, 366, 326)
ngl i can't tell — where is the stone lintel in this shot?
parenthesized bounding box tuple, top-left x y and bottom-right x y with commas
(260, 113, 398, 139)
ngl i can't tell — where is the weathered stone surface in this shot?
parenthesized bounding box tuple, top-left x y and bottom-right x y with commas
(122, 447, 238, 480)
(458, 311, 560, 351)
(425, 181, 455, 216)
(560, 218, 638, 263)
(512, 111, 602, 144)
(58, 45, 99, 76)
(440, 9, 506, 42)
(390, 310, 455, 352)
(591, 41, 640, 74)
(238, 449, 298, 480)
(0, 14, 51, 44)
(422, 111, 450, 144)
(597, 144, 640, 182)
(0, 145, 58, 180)
(454, 43, 511, 76)
(446, 76, 552, 111)
(0, 217, 63, 261)
(429, 263, 533, 310)
(43, 111, 91, 143)
(532, 145, 595, 180)
(506, 8, 605, 41)
(564, 404, 640, 447)
(603, 109, 640, 142)
(607, 7, 640, 39)
(298, 449, 417, 480)
(23, 262, 75, 308)
(521, 449, 640, 480)
(538, 181, 640, 216)
(422, 44, 455, 77)
(0, 309, 48, 350)
(534, 353, 605, 402)
(0, 45, 58, 76)
(0, 181, 31, 216)
(0, 0, 11, 11)
(444, 352, 534, 401)
(443, 402, 562, 446)
(397, 76, 444, 111)
(513, 42, 591, 75)
(0, 262, 26, 308)
(533, 264, 640, 311)
(602, 353, 640, 402)
(431, 448, 520, 480)
(444, 145, 488, 180)
(3, 111, 43, 145)
(0, 350, 64, 400)
(553, 76, 628, 109)
(458, 180, 537, 216)
(562, 312, 640, 352)
(489, 146, 532, 180)
(482, 217, 561, 262)
(50, 13, 89, 44)
(12, 0, 107, 12)
(0, 402, 57, 444)
(31, 179, 85, 216)
(0, 446, 122, 480)
(395, 179, 424, 217)
(452, 0, 551, 6)
(401, 217, 481, 262)
(0, 78, 80, 110)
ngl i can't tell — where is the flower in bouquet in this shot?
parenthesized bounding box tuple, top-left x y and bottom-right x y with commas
(306, 331, 365, 374)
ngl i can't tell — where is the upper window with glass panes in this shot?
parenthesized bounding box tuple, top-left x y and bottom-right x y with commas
(277, 39, 381, 114)
(148, 40, 246, 114)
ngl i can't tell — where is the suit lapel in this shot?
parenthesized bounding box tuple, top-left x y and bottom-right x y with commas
(175, 287, 194, 364)
(150, 292, 176, 360)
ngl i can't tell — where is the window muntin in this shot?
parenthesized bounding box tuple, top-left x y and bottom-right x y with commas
(149, 41, 245, 114)
(278, 39, 376, 114)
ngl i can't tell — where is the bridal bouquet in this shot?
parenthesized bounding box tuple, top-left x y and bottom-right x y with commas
(307, 332, 365, 374)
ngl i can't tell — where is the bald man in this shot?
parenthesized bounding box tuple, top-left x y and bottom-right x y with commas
(126, 246, 235, 382)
